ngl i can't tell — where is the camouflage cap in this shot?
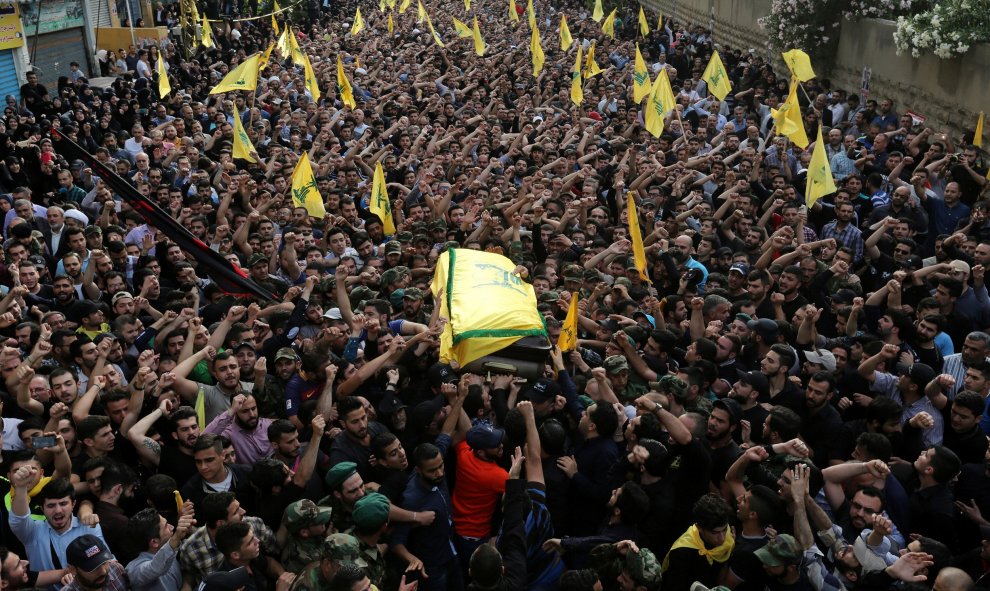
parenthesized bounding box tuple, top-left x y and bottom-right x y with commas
(325, 461, 358, 491)
(403, 287, 424, 300)
(537, 290, 560, 303)
(379, 269, 401, 286)
(320, 533, 361, 562)
(285, 499, 332, 533)
(603, 355, 630, 374)
(626, 547, 663, 587)
(651, 375, 688, 400)
(613, 277, 633, 289)
(349, 286, 378, 307)
(395, 231, 413, 243)
(428, 219, 447, 231)
(384, 241, 403, 254)
(248, 253, 268, 267)
(754, 534, 803, 567)
(351, 492, 391, 530)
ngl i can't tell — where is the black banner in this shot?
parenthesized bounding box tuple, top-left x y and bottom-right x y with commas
(50, 127, 278, 301)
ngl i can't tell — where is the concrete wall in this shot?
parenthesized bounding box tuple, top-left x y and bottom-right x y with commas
(640, 0, 986, 137)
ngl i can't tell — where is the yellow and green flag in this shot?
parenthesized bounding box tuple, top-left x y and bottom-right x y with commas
(426, 12, 445, 47)
(430, 249, 547, 368)
(638, 6, 649, 37)
(417, 0, 427, 22)
(592, 0, 603, 22)
(702, 50, 732, 100)
(260, 40, 275, 70)
(570, 43, 583, 106)
(782, 49, 816, 82)
(387, 13, 394, 34)
(771, 77, 809, 148)
(527, 0, 536, 30)
(370, 161, 395, 235)
(559, 14, 573, 50)
(558, 292, 579, 352)
(337, 55, 356, 109)
(201, 15, 214, 48)
(157, 57, 170, 99)
(210, 53, 262, 94)
(399, 0, 410, 12)
(291, 153, 326, 218)
(633, 43, 650, 103)
(351, 7, 365, 36)
(231, 104, 257, 163)
(806, 126, 836, 209)
(509, 0, 519, 23)
(645, 68, 675, 138)
(583, 40, 602, 79)
(302, 53, 320, 103)
(627, 192, 651, 284)
(602, 9, 616, 39)
(531, 25, 545, 76)
(472, 17, 485, 56)
(454, 16, 473, 37)
(976, 111, 985, 148)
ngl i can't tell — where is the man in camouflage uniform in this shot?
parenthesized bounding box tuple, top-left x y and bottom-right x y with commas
(289, 533, 367, 591)
(281, 499, 333, 573)
(351, 492, 391, 589)
(590, 540, 663, 591)
(252, 347, 298, 419)
(319, 461, 364, 534)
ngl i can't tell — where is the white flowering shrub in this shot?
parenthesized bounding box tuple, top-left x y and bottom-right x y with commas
(894, 0, 990, 58)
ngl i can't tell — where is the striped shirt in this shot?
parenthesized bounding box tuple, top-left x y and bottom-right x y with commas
(871, 371, 944, 446)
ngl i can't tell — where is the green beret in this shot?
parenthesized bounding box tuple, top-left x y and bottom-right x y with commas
(351, 492, 391, 529)
(325, 462, 358, 491)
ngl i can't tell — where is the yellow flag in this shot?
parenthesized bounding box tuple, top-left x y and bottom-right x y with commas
(472, 17, 485, 56)
(351, 7, 364, 36)
(399, 0, 410, 12)
(426, 13, 445, 47)
(201, 15, 214, 48)
(286, 27, 305, 66)
(195, 391, 206, 430)
(583, 40, 602, 79)
(379, 0, 385, 12)
(509, 0, 519, 22)
(638, 6, 649, 37)
(430, 249, 547, 368)
(464, 0, 470, 10)
(602, 9, 616, 39)
(210, 53, 261, 94)
(531, 25, 545, 76)
(276, 28, 290, 58)
(370, 161, 395, 235)
(771, 77, 809, 149)
(806, 126, 836, 209)
(387, 13, 394, 34)
(782, 49, 816, 83)
(337, 55, 356, 109)
(657, 10, 662, 30)
(592, 0, 603, 22)
(157, 57, 170, 99)
(976, 111, 985, 148)
(633, 43, 650, 103)
(526, 0, 536, 30)
(570, 43, 583, 106)
(231, 105, 257, 163)
(271, 13, 279, 34)
(453, 16, 473, 37)
(702, 50, 732, 100)
(559, 15, 573, 50)
(386, 0, 396, 8)
(291, 153, 326, 218)
(417, 0, 426, 22)
(557, 292, 579, 352)
(274, 0, 281, 13)
(644, 68, 675, 138)
(260, 40, 275, 70)
(627, 192, 651, 284)
(302, 53, 321, 103)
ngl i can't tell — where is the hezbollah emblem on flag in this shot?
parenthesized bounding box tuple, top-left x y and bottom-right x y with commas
(293, 177, 318, 206)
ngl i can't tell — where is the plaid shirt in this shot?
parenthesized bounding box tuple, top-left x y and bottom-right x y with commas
(178, 517, 275, 587)
(821, 220, 864, 264)
(60, 560, 129, 591)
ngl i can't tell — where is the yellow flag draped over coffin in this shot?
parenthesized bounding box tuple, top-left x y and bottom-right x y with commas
(430, 249, 547, 368)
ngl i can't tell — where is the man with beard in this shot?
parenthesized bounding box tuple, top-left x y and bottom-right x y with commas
(672, 235, 709, 287)
(731, 371, 771, 445)
(171, 348, 253, 424)
(252, 348, 297, 420)
(62, 535, 128, 591)
(50, 275, 79, 313)
(773, 266, 809, 321)
(706, 398, 743, 495)
(798, 371, 845, 467)
(232, 342, 257, 384)
(9, 472, 106, 572)
(369, 432, 410, 503)
(397, 288, 429, 323)
(93, 460, 138, 563)
(942, 331, 990, 398)
(268, 419, 329, 501)
(329, 396, 390, 480)
(452, 421, 509, 566)
(125, 400, 201, 484)
(204, 394, 273, 465)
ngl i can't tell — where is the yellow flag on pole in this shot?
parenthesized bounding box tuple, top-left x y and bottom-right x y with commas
(351, 7, 365, 36)
(645, 68, 675, 138)
(976, 111, 985, 148)
(370, 161, 395, 235)
(425, 12, 445, 47)
(260, 40, 275, 70)
(638, 6, 649, 37)
(557, 292, 579, 352)
(417, 0, 426, 22)
(526, 0, 536, 30)
(771, 77, 809, 149)
(201, 15, 214, 48)
(702, 50, 732, 100)
(291, 153, 325, 218)
(627, 192, 651, 284)
(531, 25, 545, 76)
(272, 12, 279, 34)
(602, 9, 616, 39)
(209, 53, 261, 94)
(583, 40, 602, 79)
(387, 13, 394, 34)
(633, 44, 650, 103)
(337, 55, 356, 109)
(302, 53, 321, 103)
(157, 57, 170, 99)
(509, 0, 519, 22)
(657, 11, 662, 30)
(570, 43, 583, 106)
(231, 105, 257, 163)
(399, 0, 410, 12)
(464, 0, 470, 9)
(806, 126, 836, 209)
(559, 15, 573, 50)
(276, 28, 290, 58)
(453, 16, 473, 37)
(592, 0, 603, 22)
(286, 27, 305, 66)
(195, 391, 206, 430)
(782, 49, 816, 82)
(472, 17, 485, 55)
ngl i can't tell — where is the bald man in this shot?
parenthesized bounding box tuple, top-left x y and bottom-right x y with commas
(933, 567, 973, 591)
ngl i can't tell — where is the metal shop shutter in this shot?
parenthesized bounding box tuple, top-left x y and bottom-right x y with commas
(0, 50, 18, 101)
(28, 28, 88, 89)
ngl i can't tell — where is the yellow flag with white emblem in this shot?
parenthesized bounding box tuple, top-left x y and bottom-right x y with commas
(370, 161, 395, 235)
(351, 7, 364, 36)
(570, 43, 583, 106)
(531, 25, 545, 76)
(559, 14, 573, 50)
(291, 152, 325, 218)
(633, 43, 650, 103)
(337, 55, 356, 109)
(231, 105, 257, 163)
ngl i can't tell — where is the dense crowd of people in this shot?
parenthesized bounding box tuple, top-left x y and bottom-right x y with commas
(0, 0, 988, 590)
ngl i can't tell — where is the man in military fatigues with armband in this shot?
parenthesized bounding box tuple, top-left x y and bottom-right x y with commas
(289, 533, 367, 591)
(280, 499, 333, 573)
(351, 492, 391, 589)
(319, 462, 364, 534)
